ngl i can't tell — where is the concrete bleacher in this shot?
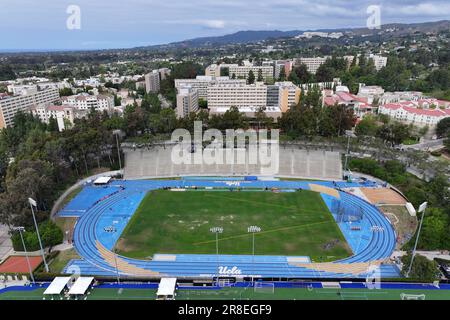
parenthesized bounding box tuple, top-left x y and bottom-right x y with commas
(123, 146, 342, 181)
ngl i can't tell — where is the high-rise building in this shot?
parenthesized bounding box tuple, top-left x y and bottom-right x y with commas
(0, 87, 60, 129)
(145, 70, 160, 93)
(176, 86, 199, 118)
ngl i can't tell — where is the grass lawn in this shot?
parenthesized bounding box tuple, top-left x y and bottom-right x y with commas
(116, 190, 351, 261)
(2, 287, 450, 300)
(48, 248, 80, 274)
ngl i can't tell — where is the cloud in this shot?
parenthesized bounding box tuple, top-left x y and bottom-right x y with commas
(384, 2, 450, 16)
(195, 20, 226, 29)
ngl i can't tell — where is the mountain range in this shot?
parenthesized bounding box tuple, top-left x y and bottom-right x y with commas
(150, 20, 450, 49)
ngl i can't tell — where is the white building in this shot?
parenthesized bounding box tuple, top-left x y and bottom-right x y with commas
(207, 81, 301, 117)
(379, 101, 450, 127)
(145, 70, 160, 93)
(205, 64, 274, 82)
(0, 88, 60, 129)
(367, 54, 388, 71)
(176, 86, 199, 118)
(30, 104, 75, 131)
(61, 93, 114, 112)
(7, 84, 38, 96)
(175, 76, 246, 100)
(208, 82, 268, 112)
(294, 57, 330, 74)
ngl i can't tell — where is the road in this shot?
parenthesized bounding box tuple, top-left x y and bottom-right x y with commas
(402, 139, 445, 151)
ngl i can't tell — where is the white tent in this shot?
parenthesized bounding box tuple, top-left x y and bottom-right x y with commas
(68, 277, 94, 295)
(93, 177, 111, 185)
(157, 278, 177, 299)
(44, 277, 71, 295)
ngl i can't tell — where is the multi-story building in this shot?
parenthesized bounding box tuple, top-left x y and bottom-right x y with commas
(145, 70, 160, 93)
(7, 84, 38, 96)
(158, 68, 171, 80)
(379, 101, 450, 128)
(176, 86, 199, 118)
(368, 54, 388, 71)
(175, 76, 246, 100)
(272, 82, 301, 112)
(30, 104, 75, 131)
(207, 82, 268, 113)
(294, 57, 330, 74)
(0, 88, 60, 129)
(207, 81, 301, 117)
(205, 64, 274, 82)
(61, 93, 114, 112)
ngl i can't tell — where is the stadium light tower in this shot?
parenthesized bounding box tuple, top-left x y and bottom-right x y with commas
(113, 130, 123, 174)
(210, 227, 223, 280)
(112, 247, 121, 284)
(343, 130, 357, 176)
(12, 227, 35, 284)
(28, 198, 49, 272)
(248, 226, 262, 262)
(406, 202, 428, 278)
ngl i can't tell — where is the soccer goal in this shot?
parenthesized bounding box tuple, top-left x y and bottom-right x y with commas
(400, 293, 426, 300)
(254, 282, 275, 294)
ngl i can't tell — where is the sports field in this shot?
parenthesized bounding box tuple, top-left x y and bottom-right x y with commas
(2, 287, 450, 300)
(116, 190, 352, 261)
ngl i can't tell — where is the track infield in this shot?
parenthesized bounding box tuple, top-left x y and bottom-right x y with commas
(116, 190, 352, 261)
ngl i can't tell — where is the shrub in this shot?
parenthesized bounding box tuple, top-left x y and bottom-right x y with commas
(11, 220, 63, 251)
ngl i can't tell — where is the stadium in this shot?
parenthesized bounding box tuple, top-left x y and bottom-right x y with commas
(54, 145, 405, 282)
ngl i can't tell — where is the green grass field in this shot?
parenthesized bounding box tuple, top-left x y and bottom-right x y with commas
(116, 190, 351, 261)
(1, 287, 450, 300)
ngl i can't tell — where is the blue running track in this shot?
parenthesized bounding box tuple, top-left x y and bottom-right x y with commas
(61, 178, 400, 279)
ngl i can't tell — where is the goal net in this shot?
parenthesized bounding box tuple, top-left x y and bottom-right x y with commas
(254, 282, 275, 294)
(331, 199, 364, 223)
(400, 293, 426, 300)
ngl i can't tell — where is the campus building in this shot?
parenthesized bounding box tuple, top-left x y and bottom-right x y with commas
(0, 87, 60, 129)
(145, 70, 160, 93)
(175, 76, 246, 100)
(205, 64, 274, 82)
(30, 104, 75, 131)
(61, 93, 114, 112)
(207, 81, 301, 117)
(379, 101, 450, 128)
(176, 86, 199, 118)
(294, 57, 330, 74)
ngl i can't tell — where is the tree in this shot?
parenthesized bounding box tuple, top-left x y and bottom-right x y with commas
(254, 108, 273, 130)
(247, 70, 255, 84)
(436, 118, 450, 138)
(59, 87, 73, 96)
(278, 67, 286, 81)
(418, 208, 450, 250)
(401, 253, 439, 282)
(257, 69, 263, 82)
(291, 63, 311, 84)
(355, 116, 379, 136)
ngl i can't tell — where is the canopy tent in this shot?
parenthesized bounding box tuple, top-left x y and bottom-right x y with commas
(44, 277, 71, 295)
(93, 177, 111, 185)
(68, 277, 94, 295)
(157, 278, 177, 299)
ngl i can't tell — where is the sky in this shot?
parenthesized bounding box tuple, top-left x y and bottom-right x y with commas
(0, 0, 450, 51)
